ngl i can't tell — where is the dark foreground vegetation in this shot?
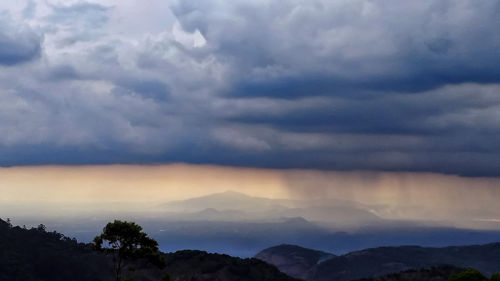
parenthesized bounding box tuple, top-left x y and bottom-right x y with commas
(2, 217, 500, 281)
(355, 265, 467, 281)
(355, 267, 500, 281)
(0, 218, 298, 281)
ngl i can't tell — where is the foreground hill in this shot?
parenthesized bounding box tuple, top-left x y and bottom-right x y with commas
(0, 219, 298, 281)
(0, 219, 110, 281)
(255, 244, 335, 279)
(163, 250, 300, 281)
(256, 243, 500, 281)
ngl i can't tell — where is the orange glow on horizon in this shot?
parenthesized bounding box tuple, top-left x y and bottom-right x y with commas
(1, 163, 500, 229)
(0, 163, 290, 204)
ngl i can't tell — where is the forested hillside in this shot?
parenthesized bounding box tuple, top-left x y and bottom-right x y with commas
(0, 219, 298, 281)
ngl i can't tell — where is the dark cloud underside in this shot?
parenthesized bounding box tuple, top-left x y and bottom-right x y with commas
(1, 0, 500, 176)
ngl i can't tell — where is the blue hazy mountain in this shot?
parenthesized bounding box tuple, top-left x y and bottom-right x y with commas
(12, 191, 500, 258)
(146, 220, 500, 257)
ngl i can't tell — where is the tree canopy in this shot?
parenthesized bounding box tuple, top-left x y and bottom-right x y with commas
(93, 220, 165, 281)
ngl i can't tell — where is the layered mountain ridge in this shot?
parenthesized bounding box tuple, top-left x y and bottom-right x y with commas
(255, 243, 500, 281)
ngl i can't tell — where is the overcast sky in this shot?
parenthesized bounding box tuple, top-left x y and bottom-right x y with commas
(1, 0, 500, 176)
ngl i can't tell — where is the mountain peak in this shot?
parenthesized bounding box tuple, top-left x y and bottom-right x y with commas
(162, 190, 288, 213)
(209, 190, 253, 198)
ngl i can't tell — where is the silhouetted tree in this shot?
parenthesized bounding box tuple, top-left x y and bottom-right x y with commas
(37, 224, 46, 232)
(93, 220, 165, 281)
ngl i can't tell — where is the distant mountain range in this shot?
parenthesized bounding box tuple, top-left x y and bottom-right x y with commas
(160, 191, 381, 226)
(29, 191, 500, 257)
(255, 243, 500, 281)
(161, 191, 291, 213)
(139, 217, 500, 257)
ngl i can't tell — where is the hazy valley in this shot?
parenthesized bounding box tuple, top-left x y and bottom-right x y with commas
(7, 191, 500, 258)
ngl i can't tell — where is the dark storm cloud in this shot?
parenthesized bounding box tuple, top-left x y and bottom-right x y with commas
(167, 0, 500, 176)
(173, 0, 500, 97)
(227, 85, 498, 135)
(0, 13, 41, 65)
(230, 69, 500, 99)
(2, 0, 500, 176)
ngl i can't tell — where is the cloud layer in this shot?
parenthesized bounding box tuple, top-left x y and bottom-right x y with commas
(1, 0, 500, 176)
(0, 12, 41, 65)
